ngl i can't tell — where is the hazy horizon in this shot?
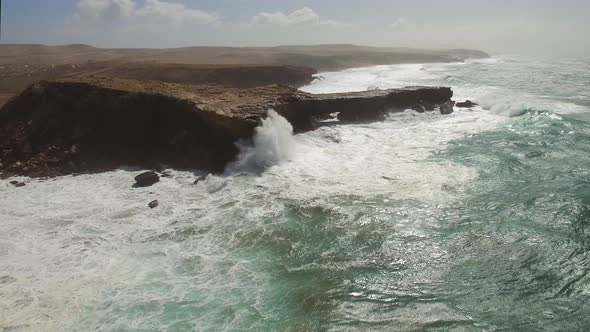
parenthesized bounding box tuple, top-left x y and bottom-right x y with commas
(2, 0, 589, 56)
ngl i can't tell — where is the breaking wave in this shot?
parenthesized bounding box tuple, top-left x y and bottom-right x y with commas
(225, 110, 296, 174)
(2, 54, 590, 331)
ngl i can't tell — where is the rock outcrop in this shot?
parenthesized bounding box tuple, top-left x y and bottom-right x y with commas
(0, 78, 455, 178)
(134, 171, 160, 187)
(9, 180, 26, 187)
(456, 100, 478, 108)
(278, 87, 454, 131)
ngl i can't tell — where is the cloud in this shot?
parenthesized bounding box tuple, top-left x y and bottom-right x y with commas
(135, 0, 220, 24)
(77, 0, 135, 20)
(252, 7, 338, 27)
(389, 18, 411, 29)
(74, 0, 220, 25)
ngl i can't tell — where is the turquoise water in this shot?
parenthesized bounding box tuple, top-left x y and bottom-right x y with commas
(436, 110, 590, 330)
(1, 56, 590, 331)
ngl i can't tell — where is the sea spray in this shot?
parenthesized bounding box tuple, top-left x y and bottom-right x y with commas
(3, 55, 590, 331)
(475, 90, 530, 117)
(225, 110, 296, 174)
(204, 174, 228, 194)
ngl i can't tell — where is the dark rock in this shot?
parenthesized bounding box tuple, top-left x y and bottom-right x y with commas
(0, 79, 455, 178)
(455, 100, 478, 108)
(194, 175, 206, 185)
(148, 200, 159, 209)
(9, 180, 25, 187)
(439, 101, 455, 115)
(283, 87, 454, 130)
(134, 171, 159, 187)
(410, 104, 426, 113)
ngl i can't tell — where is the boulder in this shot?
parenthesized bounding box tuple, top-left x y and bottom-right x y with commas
(9, 180, 26, 187)
(439, 101, 455, 115)
(194, 175, 207, 185)
(134, 171, 160, 187)
(148, 200, 159, 209)
(455, 100, 478, 108)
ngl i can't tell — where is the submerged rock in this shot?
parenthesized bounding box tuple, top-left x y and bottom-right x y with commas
(134, 171, 159, 187)
(193, 175, 207, 185)
(439, 101, 455, 115)
(9, 180, 26, 187)
(148, 200, 159, 209)
(456, 100, 478, 108)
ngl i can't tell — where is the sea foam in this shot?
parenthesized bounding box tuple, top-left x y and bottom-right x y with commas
(225, 110, 296, 174)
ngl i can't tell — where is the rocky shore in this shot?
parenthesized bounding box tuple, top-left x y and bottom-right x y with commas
(0, 44, 488, 108)
(0, 78, 454, 178)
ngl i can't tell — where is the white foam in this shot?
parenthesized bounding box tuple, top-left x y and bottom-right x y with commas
(301, 63, 439, 94)
(2, 56, 586, 330)
(0, 63, 512, 329)
(204, 174, 228, 194)
(225, 110, 295, 174)
(464, 57, 504, 65)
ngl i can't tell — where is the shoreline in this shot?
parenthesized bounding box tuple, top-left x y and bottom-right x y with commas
(0, 44, 488, 107)
(0, 78, 454, 179)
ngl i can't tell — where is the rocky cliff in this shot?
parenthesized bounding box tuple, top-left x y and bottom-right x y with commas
(0, 62, 317, 108)
(0, 79, 454, 178)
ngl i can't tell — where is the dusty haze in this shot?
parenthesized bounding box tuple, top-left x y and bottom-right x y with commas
(2, 0, 589, 56)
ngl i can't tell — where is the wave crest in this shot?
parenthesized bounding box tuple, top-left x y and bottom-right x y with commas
(225, 110, 296, 174)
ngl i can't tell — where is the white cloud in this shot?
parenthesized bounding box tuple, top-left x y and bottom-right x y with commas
(253, 7, 337, 27)
(135, 0, 220, 24)
(77, 0, 135, 20)
(389, 18, 411, 29)
(74, 0, 220, 25)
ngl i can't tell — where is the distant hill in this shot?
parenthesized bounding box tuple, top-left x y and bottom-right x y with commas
(0, 44, 489, 71)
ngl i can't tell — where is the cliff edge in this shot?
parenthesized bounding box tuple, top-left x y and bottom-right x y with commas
(0, 79, 454, 177)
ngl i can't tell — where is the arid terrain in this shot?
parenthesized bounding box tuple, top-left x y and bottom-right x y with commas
(0, 44, 488, 107)
(0, 43, 479, 177)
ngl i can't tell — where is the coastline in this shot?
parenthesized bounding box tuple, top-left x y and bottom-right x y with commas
(0, 78, 454, 178)
(0, 44, 488, 108)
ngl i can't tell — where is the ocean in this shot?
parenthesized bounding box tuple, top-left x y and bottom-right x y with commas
(1, 55, 590, 331)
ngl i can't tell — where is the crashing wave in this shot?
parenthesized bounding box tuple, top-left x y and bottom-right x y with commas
(225, 110, 296, 174)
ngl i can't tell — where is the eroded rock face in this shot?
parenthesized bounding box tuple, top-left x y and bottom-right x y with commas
(278, 86, 454, 132)
(0, 80, 259, 178)
(0, 78, 455, 178)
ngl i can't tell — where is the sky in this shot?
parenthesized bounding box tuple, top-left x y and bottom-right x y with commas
(2, 0, 589, 55)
